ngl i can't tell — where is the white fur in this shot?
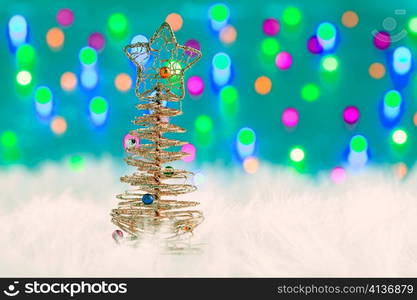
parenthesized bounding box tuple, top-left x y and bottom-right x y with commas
(0, 158, 416, 277)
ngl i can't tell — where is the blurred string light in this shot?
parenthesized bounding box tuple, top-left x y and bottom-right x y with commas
(219, 25, 237, 45)
(341, 10, 359, 28)
(220, 85, 238, 117)
(392, 46, 412, 75)
(34, 86, 53, 118)
(282, 107, 299, 128)
(321, 55, 339, 72)
(263, 18, 280, 36)
(243, 156, 259, 174)
(46, 27, 64, 51)
(88, 32, 105, 51)
(181, 143, 196, 162)
(408, 17, 417, 35)
(107, 12, 128, 39)
(282, 6, 302, 27)
(289, 146, 305, 163)
(60, 72, 77, 92)
(373, 31, 390, 50)
(165, 13, 183, 32)
(343, 106, 360, 125)
(8, 15, 28, 49)
(348, 135, 368, 169)
(1, 131, 17, 148)
(254, 76, 272, 95)
(115, 73, 132, 92)
(236, 127, 256, 159)
(261, 37, 280, 57)
(16, 70, 32, 86)
(330, 166, 347, 184)
(68, 155, 85, 171)
(301, 83, 320, 102)
(383, 90, 402, 120)
(16, 44, 36, 70)
(391, 129, 408, 145)
(56, 8, 74, 27)
(50, 116, 67, 135)
(275, 51, 292, 70)
(211, 52, 231, 87)
(187, 76, 204, 97)
(368, 62, 385, 79)
(208, 3, 230, 31)
(130, 35, 150, 66)
(307, 35, 323, 54)
(317, 22, 337, 51)
(89, 96, 108, 126)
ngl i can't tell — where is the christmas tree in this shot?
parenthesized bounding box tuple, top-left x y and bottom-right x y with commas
(111, 22, 203, 243)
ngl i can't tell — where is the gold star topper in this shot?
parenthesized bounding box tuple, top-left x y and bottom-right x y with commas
(124, 22, 202, 100)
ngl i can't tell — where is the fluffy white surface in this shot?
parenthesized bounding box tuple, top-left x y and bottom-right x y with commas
(0, 158, 417, 277)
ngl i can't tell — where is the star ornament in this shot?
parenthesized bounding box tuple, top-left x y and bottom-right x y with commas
(124, 22, 202, 100)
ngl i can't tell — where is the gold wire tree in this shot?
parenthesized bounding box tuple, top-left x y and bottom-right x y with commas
(111, 22, 203, 243)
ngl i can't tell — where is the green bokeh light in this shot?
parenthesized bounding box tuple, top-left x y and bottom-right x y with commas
(384, 90, 401, 108)
(90, 96, 108, 114)
(213, 52, 231, 70)
(408, 17, 417, 34)
(79, 47, 97, 65)
(282, 6, 302, 26)
(261, 38, 280, 56)
(107, 13, 128, 38)
(350, 135, 368, 152)
(16, 44, 35, 69)
(220, 86, 238, 116)
(34, 86, 52, 104)
(195, 115, 213, 133)
(321, 55, 339, 72)
(317, 22, 336, 40)
(1, 131, 17, 148)
(301, 83, 320, 102)
(69, 155, 85, 171)
(209, 3, 229, 22)
(238, 128, 255, 145)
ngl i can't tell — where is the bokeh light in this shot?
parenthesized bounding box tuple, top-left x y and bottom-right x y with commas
(212, 52, 231, 86)
(181, 143, 196, 162)
(238, 127, 255, 145)
(130, 35, 150, 66)
(413, 112, 417, 126)
(209, 3, 230, 31)
(282, 108, 299, 128)
(60, 72, 77, 92)
(107, 13, 128, 38)
(408, 17, 417, 35)
(81, 68, 98, 89)
(8, 15, 28, 48)
(68, 155, 85, 172)
(394, 162, 407, 179)
(317, 22, 337, 51)
(16, 44, 36, 69)
(331, 166, 346, 184)
(187, 76, 204, 96)
(88, 32, 105, 51)
(185, 39, 201, 56)
(243, 156, 259, 174)
(50, 116, 67, 135)
(373, 31, 390, 50)
(368, 62, 386, 79)
(350, 135, 367, 152)
(123, 133, 140, 151)
(219, 25, 237, 45)
(220, 85, 238, 117)
(341, 10, 359, 28)
(16, 70, 32, 86)
(35, 86, 52, 104)
(89, 96, 108, 126)
(392, 129, 408, 145)
(79, 46, 97, 66)
(301, 83, 320, 102)
(1, 131, 17, 148)
(195, 115, 213, 134)
(56, 8, 74, 27)
(343, 106, 360, 125)
(289, 147, 305, 162)
(383, 90, 402, 120)
(254, 76, 272, 95)
(46, 27, 64, 50)
(261, 38, 280, 56)
(307, 35, 323, 54)
(114, 73, 132, 92)
(263, 18, 280, 36)
(393, 46, 412, 75)
(321, 55, 338, 72)
(165, 13, 183, 32)
(275, 51, 292, 70)
(282, 6, 302, 26)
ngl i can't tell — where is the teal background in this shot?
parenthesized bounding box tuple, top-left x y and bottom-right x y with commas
(1, 0, 417, 174)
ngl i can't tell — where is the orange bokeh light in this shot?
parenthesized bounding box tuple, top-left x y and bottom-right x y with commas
(60, 72, 77, 92)
(165, 13, 183, 32)
(51, 116, 67, 135)
(46, 27, 65, 50)
(368, 62, 386, 79)
(254, 76, 272, 95)
(115, 73, 132, 92)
